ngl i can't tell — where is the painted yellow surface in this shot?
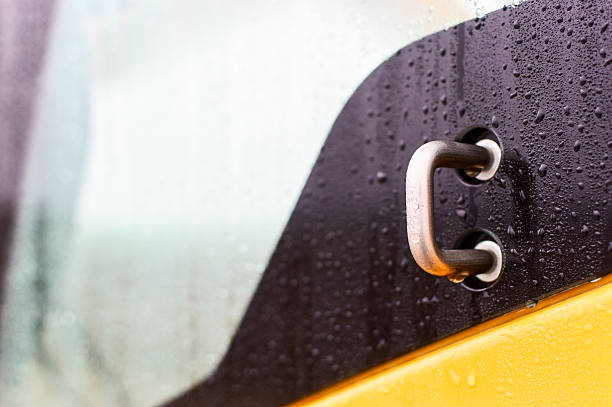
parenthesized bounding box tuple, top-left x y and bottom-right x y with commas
(292, 278, 612, 407)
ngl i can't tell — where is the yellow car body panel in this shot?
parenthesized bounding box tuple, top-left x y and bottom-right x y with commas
(292, 276, 612, 407)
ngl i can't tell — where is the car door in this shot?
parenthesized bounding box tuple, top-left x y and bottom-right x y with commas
(0, 0, 609, 406)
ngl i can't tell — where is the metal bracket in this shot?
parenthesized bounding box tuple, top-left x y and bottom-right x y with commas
(405, 140, 501, 283)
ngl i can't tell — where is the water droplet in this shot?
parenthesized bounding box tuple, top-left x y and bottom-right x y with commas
(573, 141, 581, 151)
(581, 225, 589, 236)
(377, 385, 390, 394)
(467, 370, 476, 387)
(449, 369, 460, 386)
(376, 171, 388, 183)
(595, 107, 603, 118)
(491, 115, 500, 128)
(538, 163, 548, 176)
(534, 109, 545, 124)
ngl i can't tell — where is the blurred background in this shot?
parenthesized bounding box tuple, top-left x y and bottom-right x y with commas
(0, 0, 514, 405)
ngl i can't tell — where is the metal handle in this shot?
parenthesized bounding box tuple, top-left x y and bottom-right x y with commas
(405, 140, 500, 283)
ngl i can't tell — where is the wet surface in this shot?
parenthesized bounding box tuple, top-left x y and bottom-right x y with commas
(166, 0, 611, 405)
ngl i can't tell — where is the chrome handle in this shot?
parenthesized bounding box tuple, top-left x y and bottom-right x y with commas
(405, 140, 501, 283)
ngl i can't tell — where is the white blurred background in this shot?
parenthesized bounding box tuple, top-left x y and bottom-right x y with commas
(0, 0, 514, 405)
